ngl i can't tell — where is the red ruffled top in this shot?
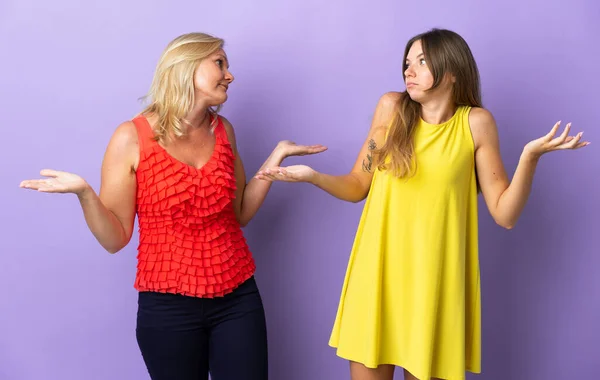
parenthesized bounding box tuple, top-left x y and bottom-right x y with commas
(131, 115, 255, 298)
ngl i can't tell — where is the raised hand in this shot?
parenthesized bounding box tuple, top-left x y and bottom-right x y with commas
(275, 140, 327, 158)
(20, 169, 90, 195)
(255, 165, 317, 183)
(524, 121, 590, 158)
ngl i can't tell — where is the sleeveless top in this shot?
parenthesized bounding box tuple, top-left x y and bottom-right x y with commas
(329, 106, 481, 380)
(131, 114, 256, 298)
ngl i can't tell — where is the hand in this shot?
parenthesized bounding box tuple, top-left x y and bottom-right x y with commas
(255, 165, 317, 183)
(275, 140, 327, 158)
(20, 169, 90, 195)
(524, 121, 590, 159)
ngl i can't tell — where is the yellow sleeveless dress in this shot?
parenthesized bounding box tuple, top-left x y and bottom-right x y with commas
(329, 106, 480, 380)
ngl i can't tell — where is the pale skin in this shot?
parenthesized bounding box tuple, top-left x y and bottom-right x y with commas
(19, 48, 327, 254)
(257, 40, 589, 380)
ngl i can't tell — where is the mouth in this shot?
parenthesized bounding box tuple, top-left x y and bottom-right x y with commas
(219, 84, 229, 91)
(406, 82, 417, 88)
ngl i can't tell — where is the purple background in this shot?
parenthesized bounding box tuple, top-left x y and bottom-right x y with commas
(1, 0, 598, 379)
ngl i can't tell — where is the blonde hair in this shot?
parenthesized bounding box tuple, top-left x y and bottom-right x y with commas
(140, 32, 224, 142)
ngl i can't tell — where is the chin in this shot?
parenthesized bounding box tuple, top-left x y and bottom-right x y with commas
(406, 91, 423, 103)
(210, 95, 228, 107)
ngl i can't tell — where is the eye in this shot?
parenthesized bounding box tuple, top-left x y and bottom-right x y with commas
(419, 58, 426, 65)
(216, 59, 223, 67)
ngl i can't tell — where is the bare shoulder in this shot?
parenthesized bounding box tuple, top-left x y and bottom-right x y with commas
(104, 120, 139, 170)
(468, 107, 499, 149)
(370, 91, 402, 140)
(379, 91, 403, 106)
(111, 120, 139, 149)
(375, 91, 402, 117)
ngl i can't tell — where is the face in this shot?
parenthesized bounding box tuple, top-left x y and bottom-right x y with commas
(194, 49, 234, 106)
(404, 40, 453, 102)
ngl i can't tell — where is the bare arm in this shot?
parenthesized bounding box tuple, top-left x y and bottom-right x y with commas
(471, 108, 587, 229)
(221, 117, 326, 227)
(80, 122, 138, 252)
(221, 117, 284, 226)
(309, 127, 385, 203)
(21, 122, 139, 253)
(274, 92, 400, 203)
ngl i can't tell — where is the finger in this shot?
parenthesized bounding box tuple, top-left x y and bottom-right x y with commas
(568, 136, 589, 149)
(264, 167, 283, 174)
(551, 122, 571, 146)
(556, 131, 581, 150)
(36, 187, 63, 193)
(256, 168, 279, 177)
(20, 179, 51, 189)
(564, 132, 583, 149)
(545, 121, 561, 141)
(574, 141, 590, 149)
(254, 174, 275, 182)
(295, 146, 328, 155)
(263, 169, 294, 182)
(261, 172, 281, 181)
(40, 169, 61, 178)
(277, 169, 299, 181)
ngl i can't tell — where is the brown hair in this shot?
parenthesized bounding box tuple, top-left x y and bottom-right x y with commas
(377, 28, 483, 177)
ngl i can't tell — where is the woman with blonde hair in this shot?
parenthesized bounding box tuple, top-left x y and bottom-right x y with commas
(20, 32, 326, 380)
(257, 28, 589, 380)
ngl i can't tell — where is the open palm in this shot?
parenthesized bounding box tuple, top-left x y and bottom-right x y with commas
(525, 121, 589, 157)
(20, 169, 89, 194)
(277, 140, 327, 157)
(255, 165, 316, 183)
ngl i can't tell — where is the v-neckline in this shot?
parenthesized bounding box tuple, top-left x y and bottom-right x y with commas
(142, 115, 220, 173)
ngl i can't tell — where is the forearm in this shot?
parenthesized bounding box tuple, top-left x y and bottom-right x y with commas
(495, 150, 540, 228)
(77, 187, 130, 253)
(310, 171, 369, 203)
(239, 150, 286, 226)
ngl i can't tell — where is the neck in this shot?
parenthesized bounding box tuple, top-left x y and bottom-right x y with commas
(183, 104, 210, 130)
(419, 95, 455, 125)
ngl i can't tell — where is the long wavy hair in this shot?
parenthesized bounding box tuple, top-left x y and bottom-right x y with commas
(377, 28, 483, 177)
(140, 32, 224, 142)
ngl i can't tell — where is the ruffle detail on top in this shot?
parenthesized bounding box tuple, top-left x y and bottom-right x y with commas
(133, 117, 255, 298)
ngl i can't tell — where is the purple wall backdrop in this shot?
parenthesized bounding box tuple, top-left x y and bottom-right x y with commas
(1, 0, 598, 379)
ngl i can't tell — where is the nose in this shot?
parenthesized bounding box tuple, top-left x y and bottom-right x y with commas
(404, 63, 415, 78)
(225, 69, 234, 83)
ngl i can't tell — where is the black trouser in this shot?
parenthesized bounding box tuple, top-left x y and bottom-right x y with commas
(136, 276, 268, 380)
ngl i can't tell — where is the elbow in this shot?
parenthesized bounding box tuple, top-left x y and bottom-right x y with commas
(105, 243, 126, 254)
(237, 214, 250, 228)
(494, 216, 515, 230)
(103, 238, 130, 254)
(350, 190, 369, 203)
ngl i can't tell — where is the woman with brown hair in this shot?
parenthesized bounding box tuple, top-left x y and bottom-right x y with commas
(256, 28, 589, 380)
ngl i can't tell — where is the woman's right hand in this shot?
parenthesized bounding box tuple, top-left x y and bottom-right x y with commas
(20, 169, 90, 196)
(255, 165, 317, 183)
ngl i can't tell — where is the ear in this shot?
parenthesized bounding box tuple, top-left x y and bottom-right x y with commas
(443, 72, 456, 85)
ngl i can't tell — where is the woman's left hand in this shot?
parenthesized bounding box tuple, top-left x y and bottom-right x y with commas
(524, 121, 590, 158)
(275, 140, 328, 158)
